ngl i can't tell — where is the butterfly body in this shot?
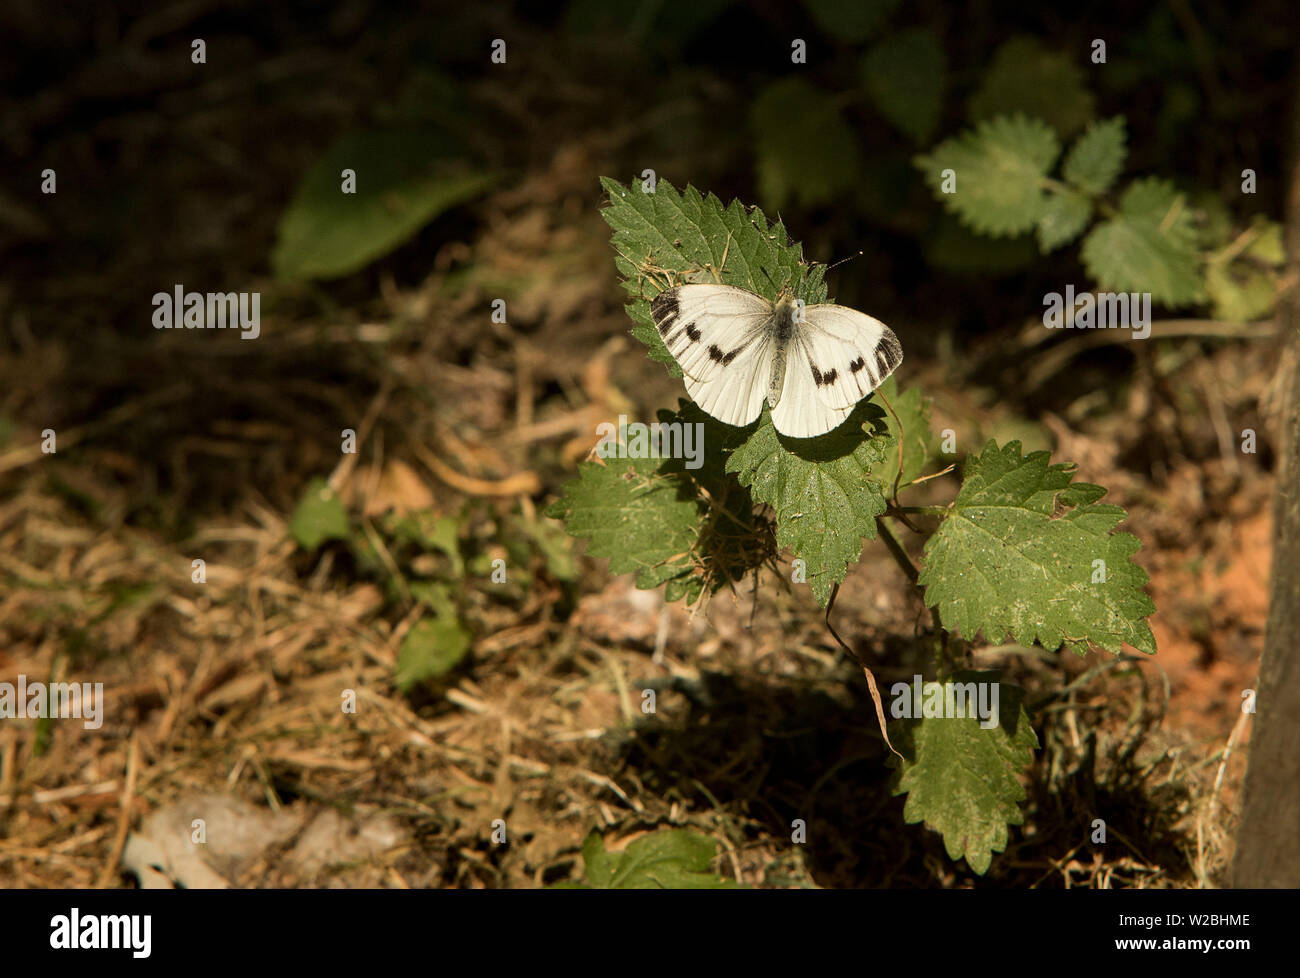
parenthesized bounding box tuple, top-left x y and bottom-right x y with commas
(766, 294, 798, 407)
(650, 284, 902, 439)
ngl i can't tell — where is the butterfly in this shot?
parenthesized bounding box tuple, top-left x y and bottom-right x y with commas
(649, 284, 902, 439)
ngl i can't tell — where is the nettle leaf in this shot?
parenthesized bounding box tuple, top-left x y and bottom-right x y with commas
(918, 441, 1156, 656)
(1063, 117, 1127, 195)
(890, 672, 1038, 875)
(916, 115, 1060, 237)
(272, 128, 493, 281)
(968, 37, 1095, 138)
(1081, 177, 1203, 306)
(752, 78, 862, 210)
(549, 400, 772, 605)
(727, 400, 893, 606)
(600, 176, 826, 375)
(862, 28, 946, 144)
(562, 830, 739, 889)
(548, 454, 702, 598)
(1036, 187, 1092, 253)
(870, 376, 936, 487)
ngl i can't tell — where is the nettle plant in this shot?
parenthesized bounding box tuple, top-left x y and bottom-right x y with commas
(549, 177, 1158, 874)
(916, 114, 1285, 315)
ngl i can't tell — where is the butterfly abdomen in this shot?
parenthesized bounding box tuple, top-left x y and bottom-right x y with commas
(767, 298, 799, 407)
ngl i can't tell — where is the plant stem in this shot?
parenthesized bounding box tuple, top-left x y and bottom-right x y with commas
(875, 515, 919, 584)
(877, 515, 953, 673)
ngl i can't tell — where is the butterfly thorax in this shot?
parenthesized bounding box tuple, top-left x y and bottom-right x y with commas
(767, 294, 800, 407)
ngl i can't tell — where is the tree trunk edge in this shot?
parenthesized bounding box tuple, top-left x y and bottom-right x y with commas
(1229, 68, 1300, 888)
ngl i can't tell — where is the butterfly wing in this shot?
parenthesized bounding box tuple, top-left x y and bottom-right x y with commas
(769, 304, 902, 438)
(650, 285, 774, 428)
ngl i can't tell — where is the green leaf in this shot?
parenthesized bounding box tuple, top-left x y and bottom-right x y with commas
(408, 580, 457, 619)
(1036, 187, 1093, 252)
(390, 511, 463, 577)
(512, 514, 580, 582)
(580, 831, 614, 887)
(550, 401, 770, 605)
(1062, 117, 1127, 195)
(1192, 193, 1233, 250)
(565, 830, 740, 888)
(870, 376, 936, 488)
(1244, 216, 1286, 266)
(272, 128, 494, 281)
(918, 441, 1156, 656)
(752, 78, 862, 211)
(968, 37, 1095, 138)
(600, 176, 827, 374)
(916, 115, 1060, 237)
(1205, 261, 1276, 322)
(289, 477, 349, 550)
(890, 671, 1038, 875)
(1080, 177, 1203, 305)
(1202, 216, 1285, 321)
(862, 28, 946, 144)
(804, 0, 900, 42)
(727, 401, 892, 606)
(548, 454, 702, 596)
(394, 614, 471, 692)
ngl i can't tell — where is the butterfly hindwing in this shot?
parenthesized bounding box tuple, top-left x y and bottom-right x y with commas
(650, 285, 773, 428)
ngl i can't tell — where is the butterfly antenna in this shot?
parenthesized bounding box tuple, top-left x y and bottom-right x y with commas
(824, 250, 865, 274)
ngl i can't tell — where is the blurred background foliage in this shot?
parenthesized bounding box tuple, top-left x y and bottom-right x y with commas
(8, 0, 1292, 331)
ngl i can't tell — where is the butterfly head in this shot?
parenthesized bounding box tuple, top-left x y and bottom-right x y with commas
(772, 292, 806, 328)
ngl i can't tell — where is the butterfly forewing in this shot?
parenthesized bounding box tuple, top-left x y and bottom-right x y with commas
(794, 304, 902, 410)
(650, 285, 773, 428)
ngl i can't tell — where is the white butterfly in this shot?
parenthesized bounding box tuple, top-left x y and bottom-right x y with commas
(650, 284, 902, 439)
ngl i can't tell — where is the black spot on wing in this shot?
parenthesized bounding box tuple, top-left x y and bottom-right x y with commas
(685, 324, 701, 342)
(651, 291, 680, 336)
(707, 343, 741, 366)
(811, 365, 838, 387)
(875, 332, 902, 376)
(849, 357, 866, 374)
